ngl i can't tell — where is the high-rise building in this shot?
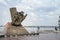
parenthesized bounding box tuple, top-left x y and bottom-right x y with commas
(58, 16, 60, 30)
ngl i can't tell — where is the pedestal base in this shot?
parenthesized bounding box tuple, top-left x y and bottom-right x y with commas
(3, 22, 29, 35)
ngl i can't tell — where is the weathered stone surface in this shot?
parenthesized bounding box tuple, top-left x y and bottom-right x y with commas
(3, 22, 29, 35)
(10, 7, 27, 26)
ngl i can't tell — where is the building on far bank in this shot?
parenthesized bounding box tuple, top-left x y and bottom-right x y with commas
(58, 16, 60, 30)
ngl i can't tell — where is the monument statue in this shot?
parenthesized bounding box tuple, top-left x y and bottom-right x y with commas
(3, 7, 29, 36)
(10, 7, 27, 26)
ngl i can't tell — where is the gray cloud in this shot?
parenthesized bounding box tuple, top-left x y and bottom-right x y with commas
(0, 0, 60, 26)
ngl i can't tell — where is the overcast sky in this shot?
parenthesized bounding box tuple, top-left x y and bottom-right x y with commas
(0, 0, 60, 26)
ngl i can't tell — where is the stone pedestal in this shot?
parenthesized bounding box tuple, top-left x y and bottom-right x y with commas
(3, 22, 29, 35)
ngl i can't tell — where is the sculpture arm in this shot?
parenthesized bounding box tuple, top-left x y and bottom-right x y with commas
(20, 14, 27, 22)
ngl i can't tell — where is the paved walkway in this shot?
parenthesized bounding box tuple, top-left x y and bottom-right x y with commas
(0, 33, 60, 40)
